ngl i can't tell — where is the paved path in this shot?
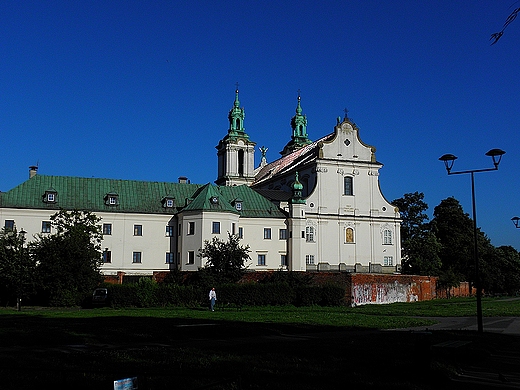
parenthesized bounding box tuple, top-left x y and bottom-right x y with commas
(400, 316, 520, 335)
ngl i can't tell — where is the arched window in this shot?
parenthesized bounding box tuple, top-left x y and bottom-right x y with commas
(235, 118, 241, 130)
(238, 149, 244, 176)
(345, 227, 354, 243)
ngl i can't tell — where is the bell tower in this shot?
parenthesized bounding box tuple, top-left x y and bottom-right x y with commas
(215, 87, 256, 186)
(280, 92, 312, 156)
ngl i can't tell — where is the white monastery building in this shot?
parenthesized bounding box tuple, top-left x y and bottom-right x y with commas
(0, 90, 401, 278)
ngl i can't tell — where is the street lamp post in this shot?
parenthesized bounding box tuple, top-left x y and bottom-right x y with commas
(439, 149, 505, 333)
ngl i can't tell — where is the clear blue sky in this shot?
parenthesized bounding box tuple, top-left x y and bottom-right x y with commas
(1, 1, 519, 249)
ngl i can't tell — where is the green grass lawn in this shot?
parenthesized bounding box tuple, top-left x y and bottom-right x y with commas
(1, 297, 519, 389)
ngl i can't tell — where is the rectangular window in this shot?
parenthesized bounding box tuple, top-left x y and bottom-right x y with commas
(279, 229, 287, 240)
(232, 223, 236, 236)
(132, 252, 142, 263)
(281, 254, 287, 266)
(188, 251, 195, 265)
(4, 220, 15, 230)
(384, 256, 394, 266)
(103, 250, 112, 264)
(305, 226, 314, 242)
(383, 229, 393, 245)
(103, 223, 112, 235)
(42, 221, 51, 233)
(258, 254, 266, 266)
(305, 255, 315, 265)
(134, 224, 142, 236)
(109, 196, 117, 205)
(212, 221, 220, 234)
(166, 252, 175, 264)
(188, 221, 195, 235)
(238, 227, 243, 239)
(166, 199, 174, 208)
(264, 228, 272, 239)
(46, 193, 55, 202)
(165, 225, 174, 237)
(344, 176, 353, 196)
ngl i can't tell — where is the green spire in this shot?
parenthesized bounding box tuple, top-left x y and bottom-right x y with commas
(291, 171, 305, 204)
(290, 93, 311, 146)
(227, 87, 248, 139)
(280, 92, 312, 155)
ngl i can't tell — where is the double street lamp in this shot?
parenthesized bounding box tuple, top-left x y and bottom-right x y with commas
(439, 148, 505, 333)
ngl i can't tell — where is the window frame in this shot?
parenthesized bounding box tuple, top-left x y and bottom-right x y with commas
(344, 176, 353, 196)
(212, 221, 220, 234)
(279, 229, 287, 240)
(133, 224, 143, 236)
(263, 228, 272, 240)
(383, 229, 393, 245)
(4, 220, 15, 230)
(305, 254, 315, 265)
(257, 254, 266, 266)
(165, 225, 174, 237)
(166, 252, 175, 264)
(42, 221, 52, 234)
(132, 252, 142, 264)
(103, 250, 112, 264)
(188, 221, 195, 235)
(187, 251, 195, 265)
(305, 226, 315, 242)
(384, 256, 394, 266)
(102, 223, 112, 235)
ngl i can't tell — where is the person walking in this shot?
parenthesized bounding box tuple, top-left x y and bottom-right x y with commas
(209, 287, 217, 311)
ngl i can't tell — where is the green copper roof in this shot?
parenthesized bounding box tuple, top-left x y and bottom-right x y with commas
(0, 175, 203, 214)
(0, 175, 286, 219)
(181, 183, 286, 218)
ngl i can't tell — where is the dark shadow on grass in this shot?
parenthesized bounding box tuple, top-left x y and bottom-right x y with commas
(2, 312, 520, 389)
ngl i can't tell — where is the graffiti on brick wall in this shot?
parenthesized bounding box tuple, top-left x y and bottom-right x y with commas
(352, 281, 418, 306)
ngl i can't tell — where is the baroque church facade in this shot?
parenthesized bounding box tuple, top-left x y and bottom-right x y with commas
(0, 90, 401, 278)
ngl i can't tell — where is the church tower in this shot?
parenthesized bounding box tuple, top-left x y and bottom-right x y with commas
(215, 88, 256, 186)
(280, 93, 312, 156)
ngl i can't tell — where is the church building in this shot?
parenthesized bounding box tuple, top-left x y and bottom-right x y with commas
(0, 90, 401, 278)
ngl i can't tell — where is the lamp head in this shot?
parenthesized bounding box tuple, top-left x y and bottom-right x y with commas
(512, 216, 520, 229)
(485, 148, 505, 168)
(439, 154, 457, 173)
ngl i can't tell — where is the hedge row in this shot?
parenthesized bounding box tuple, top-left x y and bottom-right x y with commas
(97, 280, 346, 308)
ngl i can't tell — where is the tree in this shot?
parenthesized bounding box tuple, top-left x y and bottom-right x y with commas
(491, 7, 520, 44)
(430, 197, 489, 291)
(198, 233, 251, 284)
(481, 245, 520, 295)
(31, 210, 104, 306)
(392, 192, 441, 276)
(0, 227, 36, 309)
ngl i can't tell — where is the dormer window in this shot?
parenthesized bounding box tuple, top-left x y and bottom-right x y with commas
(162, 197, 175, 209)
(104, 192, 119, 206)
(232, 198, 243, 211)
(43, 189, 58, 203)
